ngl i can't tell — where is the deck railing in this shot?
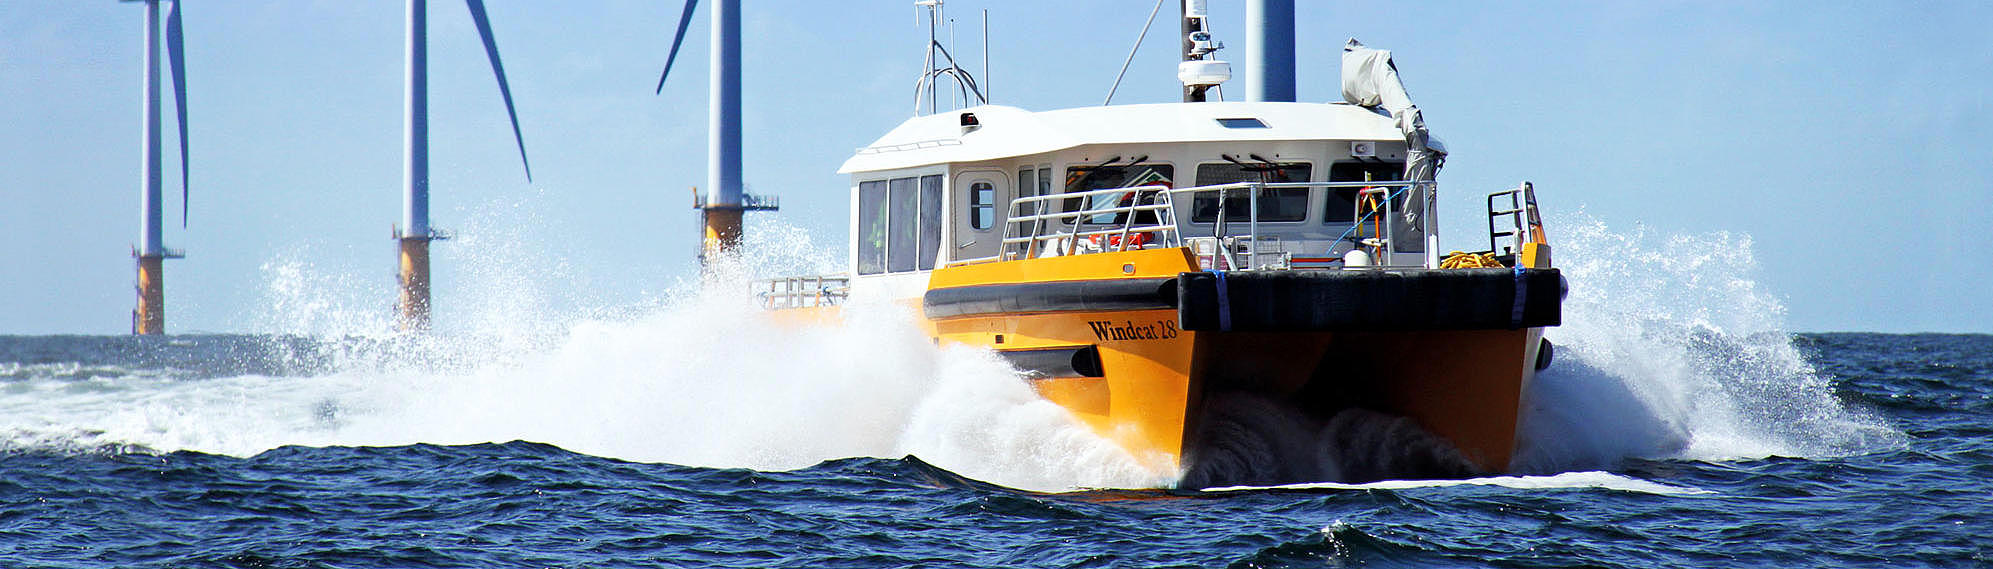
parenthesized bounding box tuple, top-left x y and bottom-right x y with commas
(951, 180, 1433, 271)
(1485, 182, 1545, 258)
(756, 274, 850, 309)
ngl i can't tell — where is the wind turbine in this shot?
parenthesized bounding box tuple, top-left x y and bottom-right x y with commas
(395, 0, 532, 331)
(127, 0, 189, 336)
(655, 0, 776, 271)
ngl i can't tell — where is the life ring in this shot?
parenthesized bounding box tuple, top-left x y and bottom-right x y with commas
(1089, 231, 1152, 249)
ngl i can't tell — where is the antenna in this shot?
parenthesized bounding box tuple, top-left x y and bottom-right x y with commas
(949, 16, 959, 109)
(912, 0, 985, 116)
(982, 10, 989, 104)
(1178, 0, 1231, 102)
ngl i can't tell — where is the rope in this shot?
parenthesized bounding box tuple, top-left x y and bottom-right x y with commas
(1439, 251, 1504, 269)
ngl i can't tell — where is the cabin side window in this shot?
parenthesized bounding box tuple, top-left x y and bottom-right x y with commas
(1064, 163, 1174, 225)
(1008, 167, 1044, 243)
(1006, 166, 1054, 241)
(862, 174, 946, 275)
(918, 174, 943, 270)
(1190, 162, 1312, 223)
(887, 177, 918, 272)
(857, 180, 888, 275)
(1324, 162, 1404, 223)
(1037, 166, 1052, 201)
(969, 181, 995, 231)
(1015, 166, 1053, 206)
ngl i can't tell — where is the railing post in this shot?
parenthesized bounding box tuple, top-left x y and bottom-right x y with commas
(1383, 185, 1394, 264)
(1113, 189, 1136, 252)
(1424, 181, 1441, 268)
(1031, 199, 1044, 258)
(1248, 182, 1261, 270)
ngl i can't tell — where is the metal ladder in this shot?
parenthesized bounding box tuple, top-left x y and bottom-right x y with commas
(1485, 182, 1544, 256)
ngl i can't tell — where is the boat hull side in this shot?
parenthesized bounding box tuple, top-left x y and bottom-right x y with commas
(1182, 327, 1540, 484)
(923, 249, 1555, 486)
(925, 248, 1203, 473)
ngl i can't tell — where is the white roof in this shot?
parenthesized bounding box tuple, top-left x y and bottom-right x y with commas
(838, 101, 1404, 174)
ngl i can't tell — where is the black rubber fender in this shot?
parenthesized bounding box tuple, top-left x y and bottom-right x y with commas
(1177, 268, 1564, 332)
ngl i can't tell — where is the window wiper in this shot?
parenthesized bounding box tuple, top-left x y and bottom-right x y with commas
(1071, 155, 1148, 190)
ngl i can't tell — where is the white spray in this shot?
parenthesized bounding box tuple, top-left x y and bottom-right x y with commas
(1511, 213, 1901, 472)
(1, 213, 1163, 491)
(0, 209, 1899, 490)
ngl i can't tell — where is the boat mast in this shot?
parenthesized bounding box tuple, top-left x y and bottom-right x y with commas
(1177, 0, 1229, 102)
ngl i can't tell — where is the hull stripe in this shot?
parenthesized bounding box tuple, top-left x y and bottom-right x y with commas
(924, 277, 1177, 320)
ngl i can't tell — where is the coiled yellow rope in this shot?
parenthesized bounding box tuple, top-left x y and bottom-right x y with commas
(1440, 251, 1504, 269)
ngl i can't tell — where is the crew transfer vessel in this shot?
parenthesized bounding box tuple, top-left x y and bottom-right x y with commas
(747, 1, 1562, 487)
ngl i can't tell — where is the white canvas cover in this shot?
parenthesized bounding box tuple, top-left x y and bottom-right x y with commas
(1342, 39, 1445, 252)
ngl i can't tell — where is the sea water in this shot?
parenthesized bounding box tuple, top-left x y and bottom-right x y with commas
(0, 215, 1985, 567)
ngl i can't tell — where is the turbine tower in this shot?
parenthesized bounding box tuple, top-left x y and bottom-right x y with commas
(655, 0, 776, 271)
(396, 0, 532, 331)
(128, 0, 190, 335)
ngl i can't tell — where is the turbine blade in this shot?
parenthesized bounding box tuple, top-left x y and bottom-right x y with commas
(464, 0, 532, 182)
(166, 0, 190, 227)
(655, 0, 699, 95)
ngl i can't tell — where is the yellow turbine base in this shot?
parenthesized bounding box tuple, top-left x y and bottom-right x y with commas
(397, 237, 432, 332)
(133, 255, 165, 335)
(701, 208, 744, 267)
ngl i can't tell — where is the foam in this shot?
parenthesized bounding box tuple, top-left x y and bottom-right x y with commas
(1204, 470, 1711, 496)
(0, 216, 1160, 492)
(0, 211, 1904, 491)
(1512, 213, 1902, 472)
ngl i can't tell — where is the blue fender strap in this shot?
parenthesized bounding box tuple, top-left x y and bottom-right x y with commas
(1214, 270, 1233, 332)
(1511, 265, 1527, 329)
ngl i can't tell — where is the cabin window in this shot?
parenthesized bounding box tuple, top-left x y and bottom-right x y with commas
(887, 177, 919, 272)
(1064, 163, 1174, 225)
(1325, 162, 1404, 223)
(865, 174, 944, 274)
(857, 180, 888, 275)
(1215, 117, 1268, 128)
(918, 174, 943, 270)
(1009, 167, 1052, 242)
(1010, 169, 1035, 239)
(1015, 166, 1051, 216)
(969, 181, 995, 231)
(1190, 162, 1312, 223)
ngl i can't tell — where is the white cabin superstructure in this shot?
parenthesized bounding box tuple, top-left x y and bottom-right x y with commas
(837, 101, 1438, 301)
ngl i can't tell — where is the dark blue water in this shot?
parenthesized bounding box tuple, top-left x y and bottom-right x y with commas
(0, 331, 1986, 568)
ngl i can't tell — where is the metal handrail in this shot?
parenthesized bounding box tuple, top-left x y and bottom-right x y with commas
(1485, 182, 1542, 257)
(854, 138, 964, 155)
(756, 274, 850, 309)
(974, 180, 1433, 271)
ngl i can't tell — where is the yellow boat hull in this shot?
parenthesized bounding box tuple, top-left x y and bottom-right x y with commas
(921, 247, 1558, 487)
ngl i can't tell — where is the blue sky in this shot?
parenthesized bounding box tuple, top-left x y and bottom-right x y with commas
(2, 1, 1988, 334)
